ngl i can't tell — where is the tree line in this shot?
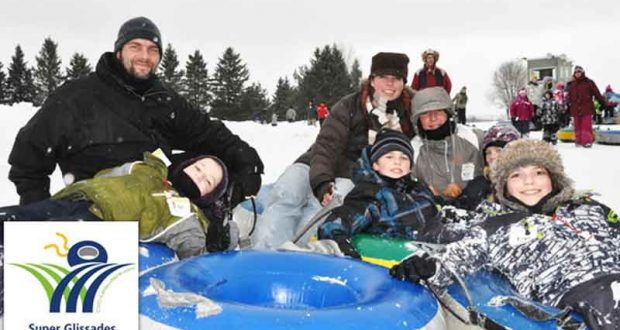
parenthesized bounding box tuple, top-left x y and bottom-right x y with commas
(0, 37, 363, 121)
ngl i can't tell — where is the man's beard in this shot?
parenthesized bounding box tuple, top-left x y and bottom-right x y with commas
(128, 61, 156, 80)
(118, 54, 157, 80)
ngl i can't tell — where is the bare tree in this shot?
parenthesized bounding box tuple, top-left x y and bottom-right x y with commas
(489, 59, 527, 116)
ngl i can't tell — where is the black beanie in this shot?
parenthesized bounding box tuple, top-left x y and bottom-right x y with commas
(370, 52, 409, 82)
(370, 129, 414, 167)
(114, 16, 162, 54)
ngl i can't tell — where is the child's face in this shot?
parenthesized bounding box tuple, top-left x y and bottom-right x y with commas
(506, 165, 552, 206)
(183, 158, 224, 197)
(485, 146, 502, 166)
(372, 150, 411, 179)
(419, 110, 448, 131)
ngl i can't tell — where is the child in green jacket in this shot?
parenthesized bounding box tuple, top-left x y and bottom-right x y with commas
(0, 149, 229, 259)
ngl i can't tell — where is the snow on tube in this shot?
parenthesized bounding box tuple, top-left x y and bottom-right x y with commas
(596, 127, 620, 145)
(139, 250, 446, 329)
(232, 184, 273, 239)
(353, 234, 585, 330)
(139, 243, 177, 275)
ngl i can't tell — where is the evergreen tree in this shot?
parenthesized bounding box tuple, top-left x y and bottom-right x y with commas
(270, 77, 297, 119)
(294, 44, 352, 111)
(350, 59, 362, 90)
(65, 52, 92, 81)
(23, 66, 37, 104)
(7, 45, 30, 104)
(0, 61, 7, 104)
(210, 47, 250, 120)
(33, 37, 63, 106)
(238, 82, 270, 121)
(183, 49, 210, 112)
(160, 43, 184, 93)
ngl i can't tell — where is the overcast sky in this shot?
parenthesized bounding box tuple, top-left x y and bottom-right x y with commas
(1, 0, 619, 117)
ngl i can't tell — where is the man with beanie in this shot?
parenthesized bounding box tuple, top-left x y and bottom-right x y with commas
(252, 52, 416, 249)
(410, 86, 484, 202)
(318, 129, 438, 258)
(411, 49, 452, 94)
(8, 16, 263, 208)
(566, 65, 607, 147)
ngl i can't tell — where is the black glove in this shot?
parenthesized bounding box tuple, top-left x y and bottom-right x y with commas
(229, 172, 262, 207)
(314, 181, 334, 201)
(390, 253, 436, 284)
(511, 117, 517, 125)
(333, 235, 361, 259)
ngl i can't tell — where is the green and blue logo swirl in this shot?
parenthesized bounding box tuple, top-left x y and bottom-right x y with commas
(11, 232, 133, 313)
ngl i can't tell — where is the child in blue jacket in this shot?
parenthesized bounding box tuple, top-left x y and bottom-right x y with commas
(318, 129, 439, 257)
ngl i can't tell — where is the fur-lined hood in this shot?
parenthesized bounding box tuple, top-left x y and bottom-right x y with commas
(491, 139, 574, 213)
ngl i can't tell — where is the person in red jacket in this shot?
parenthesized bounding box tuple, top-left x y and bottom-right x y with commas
(509, 88, 535, 137)
(317, 103, 330, 126)
(411, 49, 452, 94)
(567, 66, 607, 147)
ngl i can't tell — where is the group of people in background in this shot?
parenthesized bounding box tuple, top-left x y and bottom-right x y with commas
(2, 15, 619, 329)
(510, 65, 616, 148)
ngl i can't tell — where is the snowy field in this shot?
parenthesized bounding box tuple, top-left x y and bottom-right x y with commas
(0, 103, 618, 213)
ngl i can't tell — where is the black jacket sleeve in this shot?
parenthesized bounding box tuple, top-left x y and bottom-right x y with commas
(8, 94, 73, 205)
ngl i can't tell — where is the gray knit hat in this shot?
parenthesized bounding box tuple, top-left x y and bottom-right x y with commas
(114, 16, 162, 54)
(491, 139, 574, 213)
(411, 87, 455, 129)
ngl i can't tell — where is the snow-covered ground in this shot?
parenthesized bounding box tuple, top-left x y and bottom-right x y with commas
(0, 103, 618, 212)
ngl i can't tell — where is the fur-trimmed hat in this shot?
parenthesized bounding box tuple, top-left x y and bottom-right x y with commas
(421, 49, 439, 62)
(169, 154, 229, 207)
(114, 16, 162, 54)
(410, 86, 455, 127)
(482, 124, 521, 163)
(370, 52, 409, 82)
(491, 139, 574, 213)
(370, 129, 414, 167)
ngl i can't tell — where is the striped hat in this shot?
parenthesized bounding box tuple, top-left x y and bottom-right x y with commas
(370, 129, 414, 167)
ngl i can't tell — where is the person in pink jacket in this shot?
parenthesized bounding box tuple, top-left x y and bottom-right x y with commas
(509, 87, 535, 137)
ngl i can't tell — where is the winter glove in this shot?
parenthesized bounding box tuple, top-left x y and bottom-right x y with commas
(511, 117, 517, 125)
(333, 235, 361, 259)
(390, 252, 436, 284)
(229, 171, 262, 207)
(442, 183, 463, 199)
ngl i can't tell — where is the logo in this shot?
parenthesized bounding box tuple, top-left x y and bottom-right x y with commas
(4, 221, 138, 329)
(11, 232, 133, 313)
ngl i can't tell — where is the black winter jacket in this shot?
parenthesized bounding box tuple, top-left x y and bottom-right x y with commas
(9, 52, 262, 205)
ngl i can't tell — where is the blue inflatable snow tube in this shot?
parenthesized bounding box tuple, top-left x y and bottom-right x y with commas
(139, 243, 177, 274)
(140, 250, 443, 329)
